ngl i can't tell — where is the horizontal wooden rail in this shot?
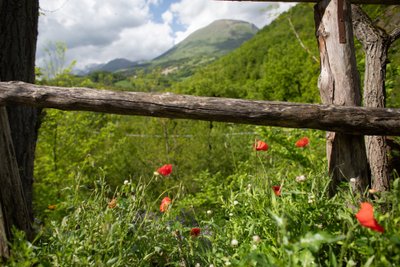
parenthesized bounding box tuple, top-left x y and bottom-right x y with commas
(1, 81, 400, 135)
(218, 0, 399, 5)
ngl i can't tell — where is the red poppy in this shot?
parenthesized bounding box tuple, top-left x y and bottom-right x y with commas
(160, 196, 172, 212)
(254, 140, 268, 151)
(295, 137, 309, 148)
(157, 164, 173, 176)
(190, 227, 201, 237)
(355, 202, 384, 233)
(272, 186, 281, 196)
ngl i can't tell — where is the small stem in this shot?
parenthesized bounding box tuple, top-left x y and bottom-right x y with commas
(174, 230, 188, 267)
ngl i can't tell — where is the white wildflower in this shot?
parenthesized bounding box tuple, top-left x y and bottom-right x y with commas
(295, 175, 306, 182)
(231, 239, 239, 247)
(308, 194, 315, 204)
(252, 235, 261, 244)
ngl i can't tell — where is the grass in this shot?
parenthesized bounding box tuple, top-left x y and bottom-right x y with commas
(3, 129, 400, 266)
(4, 170, 400, 266)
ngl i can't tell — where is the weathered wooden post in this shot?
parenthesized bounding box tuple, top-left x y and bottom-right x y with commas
(0, 107, 33, 258)
(314, 0, 370, 195)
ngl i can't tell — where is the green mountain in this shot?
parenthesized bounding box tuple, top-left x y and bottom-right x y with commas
(99, 58, 138, 72)
(173, 4, 400, 106)
(173, 4, 320, 103)
(81, 19, 257, 76)
(115, 19, 259, 81)
(76, 58, 143, 75)
(153, 19, 259, 65)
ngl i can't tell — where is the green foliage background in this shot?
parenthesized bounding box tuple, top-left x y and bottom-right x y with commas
(9, 3, 398, 266)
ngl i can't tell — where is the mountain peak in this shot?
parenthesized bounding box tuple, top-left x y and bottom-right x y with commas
(153, 19, 258, 64)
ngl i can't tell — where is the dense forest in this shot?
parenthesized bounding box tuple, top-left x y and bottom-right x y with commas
(3, 3, 400, 266)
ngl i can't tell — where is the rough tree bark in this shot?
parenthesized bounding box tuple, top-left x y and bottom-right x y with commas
(0, 0, 40, 246)
(314, 0, 370, 195)
(352, 5, 400, 192)
(0, 108, 33, 245)
(0, 199, 9, 258)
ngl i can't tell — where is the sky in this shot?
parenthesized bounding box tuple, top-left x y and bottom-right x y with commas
(37, 0, 295, 69)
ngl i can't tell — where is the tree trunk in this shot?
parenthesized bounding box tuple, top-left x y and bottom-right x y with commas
(352, 5, 400, 192)
(0, 200, 9, 258)
(0, 0, 40, 241)
(314, 0, 370, 195)
(0, 108, 33, 248)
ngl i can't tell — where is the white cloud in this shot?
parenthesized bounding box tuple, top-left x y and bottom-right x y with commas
(38, 0, 153, 68)
(102, 22, 174, 62)
(162, 10, 174, 25)
(170, 0, 294, 43)
(37, 0, 295, 70)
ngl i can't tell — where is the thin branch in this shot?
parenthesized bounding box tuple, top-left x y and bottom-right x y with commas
(287, 17, 319, 63)
(351, 5, 389, 48)
(389, 27, 400, 45)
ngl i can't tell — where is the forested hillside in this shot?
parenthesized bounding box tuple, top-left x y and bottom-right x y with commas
(173, 4, 400, 107)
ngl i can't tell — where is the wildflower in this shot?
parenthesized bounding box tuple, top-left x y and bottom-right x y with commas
(156, 164, 173, 176)
(47, 204, 56, 210)
(272, 185, 281, 196)
(308, 194, 315, 203)
(355, 202, 384, 233)
(252, 235, 261, 244)
(231, 239, 239, 247)
(369, 188, 378, 194)
(295, 137, 309, 148)
(123, 180, 129, 185)
(254, 140, 268, 151)
(190, 227, 201, 237)
(295, 175, 306, 182)
(160, 196, 172, 212)
(207, 210, 213, 215)
(233, 200, 239, 205)
(108, 198, 117, 209)
(229, 213, 234, 217)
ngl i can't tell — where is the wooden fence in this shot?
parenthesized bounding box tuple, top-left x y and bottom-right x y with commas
(1, 81, 400, 136)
